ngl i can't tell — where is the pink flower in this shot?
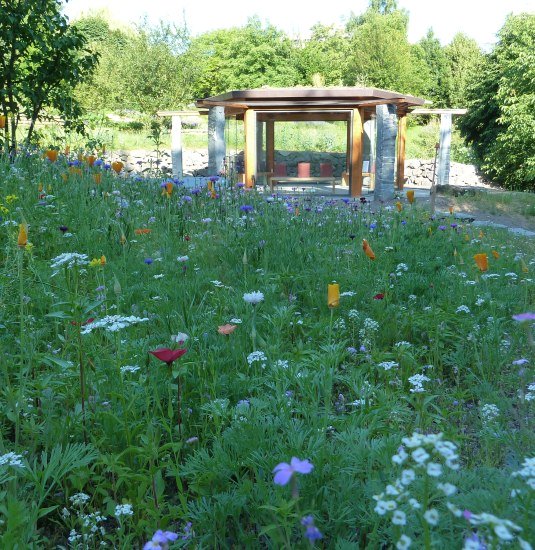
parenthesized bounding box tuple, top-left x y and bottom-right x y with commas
(273, 457, 313, 485)
(149, 348, 187, 366)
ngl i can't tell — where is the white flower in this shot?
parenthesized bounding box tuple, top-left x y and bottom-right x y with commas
(378, 361, 399, 371)
(396, 534, 412, 549)
(0, 452, 25, 468)
(340, 291, 357, 297)
(400, 469, 415, 486)
(437, 482, 457, 496)
(456, 305, 471, 314)
(408, 374, 431, 393)
(114, 503, 134, 517)
(211, 280, 225, 288)
(229, 318, 242, 324)
(120, 365, 140, 374)
(153, 274, 165, 279)
(177, 255, 189, 262)
(408, 498, 421, 509)
(50, 252, 89, 275)
(392, 448, 408, 465)
(247, 351, 267, 368)
(81, 315, 149, 334)
(494, 524, 514, 541)
(243, 291, 264, 305)
(374, 500, 388, 515)
(426, 462, 442, 477)
(412, 447, 430, 464)
(423, 509, 439, 526)
(70, 492, 90, 506)
(392, 510, 406, 525)
(171, 332, 189, 344)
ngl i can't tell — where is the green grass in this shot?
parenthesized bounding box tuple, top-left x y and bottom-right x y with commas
(0, 151, 533, 548)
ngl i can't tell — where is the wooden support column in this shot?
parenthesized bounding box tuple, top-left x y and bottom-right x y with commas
(396, 114, 407, 190)
(244, 109, 257, 188)
(350, 108, 363, 197)
(266, 120, 275, 175)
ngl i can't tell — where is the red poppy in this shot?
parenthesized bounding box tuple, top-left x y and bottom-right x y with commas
(71, 317, 95, 326)
(373, 293, 385, 300)
(149, 348, 187, 365)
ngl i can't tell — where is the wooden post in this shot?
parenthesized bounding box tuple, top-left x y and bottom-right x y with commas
(244, 109, 257, 187)
(350, 108, 363, 197)
(266, 119, 275, 175)
(171, 115, 183, 178)
(396, 114, 407, 190)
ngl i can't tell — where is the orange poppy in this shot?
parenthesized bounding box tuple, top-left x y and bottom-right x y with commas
(93, 174, 102, 184)
(45, 149, 58, 162)
(134, 228, 151, 235)
(18, 223, 28, 247)
(362, 239, 375, 260)
(218, 324, 237, 335)
(473, 253, 488, 272)
(111, 161, 123, 174)
(328, 283, 340, 308)
(396, 201, 402, 212)
(406, 190, 415, 204)
(86, 155, 97, 166)
(491, 250, 500, 259)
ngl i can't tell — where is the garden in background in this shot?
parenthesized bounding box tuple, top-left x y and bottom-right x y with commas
(0, 150, 534, 548)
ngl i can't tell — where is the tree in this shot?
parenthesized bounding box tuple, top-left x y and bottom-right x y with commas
(444, 33, 483, 108)
(416, 29, 450, 107)
(344, 9, 429, 97)
(294, 24, 350, 86)
(459, 14, 535, 190)
(187, 18, 300, 99)
(0, 0, 97, 151)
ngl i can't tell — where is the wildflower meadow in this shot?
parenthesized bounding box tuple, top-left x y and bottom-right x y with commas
(0, 151, 534, 549)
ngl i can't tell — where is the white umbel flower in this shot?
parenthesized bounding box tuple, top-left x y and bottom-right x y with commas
(243, 291, 264, 305)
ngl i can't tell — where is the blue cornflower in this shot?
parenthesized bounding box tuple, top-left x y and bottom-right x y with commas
(144, 258, 153, 265)
(240, 204, 254, 212)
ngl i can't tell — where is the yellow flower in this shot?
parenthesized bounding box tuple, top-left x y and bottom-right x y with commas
(491, 250, 500, 259)
(6, 195, 18, 204)
(396, 201, 402, 212)
(45, 149, 58, 162)
(100, 255, 106, 266)
(406, 190, 415, 204)
(89, 258, 100, 267)
(520, 258, 529, 273)
(111, 161, 123, 174)
(328, 283, 340, 308)
(120, 233, 127, 245)
(18, 223, 28, 248)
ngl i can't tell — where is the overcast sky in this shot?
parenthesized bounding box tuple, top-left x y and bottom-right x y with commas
(63, 0, 533, 49)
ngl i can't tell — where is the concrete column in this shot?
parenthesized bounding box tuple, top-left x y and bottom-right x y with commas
(171, 115, 183, 178)
(437, 113, 452, 187)
(363, 116, 376, 190)
(256, 121, 264, 173)
(375, 104, 398, 201)
(208, 106, 225, 176)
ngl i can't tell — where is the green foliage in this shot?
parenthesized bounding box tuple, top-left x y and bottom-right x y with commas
(344, 9, 429, 97)
(0, 0, 98, 150)
(459, 14, 535, 190)
(444, 33, 483, 108)
(187, 17, 300, 98)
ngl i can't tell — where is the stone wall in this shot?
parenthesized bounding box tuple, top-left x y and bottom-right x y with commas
(109, 149, 489, 189)
(405, 159, 489, 188)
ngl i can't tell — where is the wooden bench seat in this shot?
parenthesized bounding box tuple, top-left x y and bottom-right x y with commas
(269, 176, 338, 193)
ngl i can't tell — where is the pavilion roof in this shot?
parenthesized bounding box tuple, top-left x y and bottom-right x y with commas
(196, 87, 426, 116)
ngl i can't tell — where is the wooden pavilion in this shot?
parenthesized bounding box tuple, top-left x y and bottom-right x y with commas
(196, 87, 426, 197)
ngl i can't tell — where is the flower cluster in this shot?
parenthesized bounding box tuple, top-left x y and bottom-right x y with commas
(0, 452, 25, 468)
(243, 291, 264, 305)
(50, 252, 89, 274)
(247, 351, 267, 369)
(81, 315, 149, 334)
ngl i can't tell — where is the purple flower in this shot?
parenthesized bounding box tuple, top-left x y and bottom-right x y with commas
(143, 529, 179, 550)
(347, 346, 357, 355)
(512, 312, 535, 322)
(236, 182, 245, 188)
(182, 196, 192, 202)
(209, 176, 219, 183)
(59, 225, 68, 233)
(301, 516, 323, 541)
(240, 204, 254, 212)
(273, 457, 313, 485)
(401, 220, 407, 225)
(438, 225, 447, 231)
(144, 258, 153, 265)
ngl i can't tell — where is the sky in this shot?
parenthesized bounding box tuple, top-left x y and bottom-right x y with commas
(63, 0, 534, 49)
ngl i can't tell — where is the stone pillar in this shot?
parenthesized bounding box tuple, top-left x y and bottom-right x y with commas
(208, 106, 225, 176)
(256, 121, 264, 173)
(171, 115, 183, 178)
(437, 113, 452, 187)
(375, 104, 398, 201)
